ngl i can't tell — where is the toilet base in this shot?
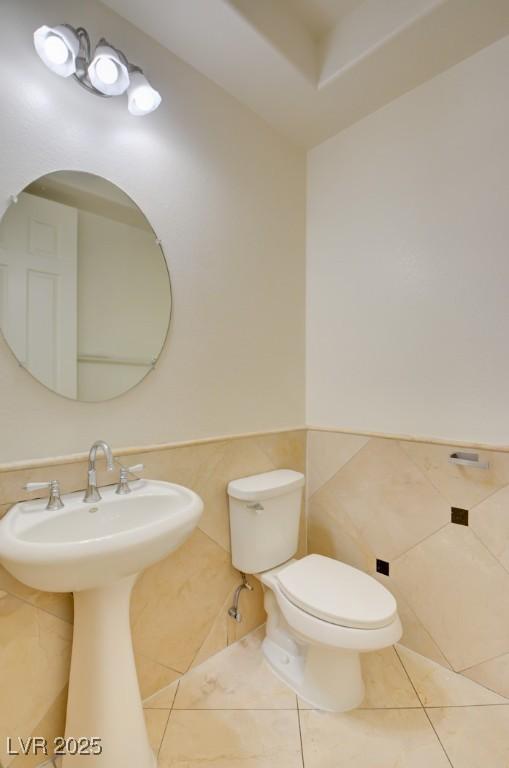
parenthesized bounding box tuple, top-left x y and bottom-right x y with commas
(262, 636, 365, 712)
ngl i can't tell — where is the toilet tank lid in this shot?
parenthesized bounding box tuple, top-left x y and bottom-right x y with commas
(227, 469, 305, 501)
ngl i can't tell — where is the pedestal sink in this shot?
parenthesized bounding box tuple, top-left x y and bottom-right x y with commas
(0, 479, 203, 767)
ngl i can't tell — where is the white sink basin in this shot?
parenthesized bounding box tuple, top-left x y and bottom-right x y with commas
(0, 477, 203, 768)
(0, 479, 203, 592)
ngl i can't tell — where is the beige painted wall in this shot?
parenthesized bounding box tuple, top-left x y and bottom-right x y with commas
(0, 0, 305, 463)
(307, 35, 509, 445)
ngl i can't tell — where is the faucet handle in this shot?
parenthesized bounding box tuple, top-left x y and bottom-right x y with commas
(116, 464, 144, 495)
(24, 480, 64, 511)
(126, 464, 144, 475)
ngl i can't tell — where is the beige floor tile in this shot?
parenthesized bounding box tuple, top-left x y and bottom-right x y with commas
(144, 681, 180, 710)
(462, 652, 509, 699)
(298, 647, 420, 710)
(144, 709, 170, 755)
(159, 709, 302, 768)
(299, 708, 450, 768)
(392, 524, 509, 670)
(396, 645, 508, 706)
(427, 706, 509, 768)
(174, 628, 296, 710)
(307, 431, 369, 497)
(399, 441, 509, 509)
(470, 484, 509, 572)
(311, 438, 451, 562)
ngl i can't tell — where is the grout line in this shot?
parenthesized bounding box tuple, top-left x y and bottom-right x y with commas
(296, 695, 306, 768)
(0, 589, 74, 625)
(394, 647, 454, 768)
(424, 703, 509, 709)
(157, 680, 180, 757)
(170, 707, 302, 711)
(390, 520, 451, 567)
(391, 645, 423, 709)
(468, 525, 509, 579)
(307, 438, 370, 503)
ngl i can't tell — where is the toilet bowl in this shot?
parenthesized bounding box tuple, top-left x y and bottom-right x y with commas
(228, 470, 402, 712)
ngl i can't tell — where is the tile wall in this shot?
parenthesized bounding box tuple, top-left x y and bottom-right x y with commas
(0, 430, 306, 768)
(307, 429, 509, 698)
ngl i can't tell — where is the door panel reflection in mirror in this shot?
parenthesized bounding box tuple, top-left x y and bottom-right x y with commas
(0, 171, 171, 402)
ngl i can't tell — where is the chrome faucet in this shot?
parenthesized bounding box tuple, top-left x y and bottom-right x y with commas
(84, 440, 115, 503)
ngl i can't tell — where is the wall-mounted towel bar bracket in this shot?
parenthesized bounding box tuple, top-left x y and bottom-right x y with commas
(448, 452, 489, 470)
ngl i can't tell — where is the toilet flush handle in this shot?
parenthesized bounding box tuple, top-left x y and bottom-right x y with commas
(246, 501, 264, 514)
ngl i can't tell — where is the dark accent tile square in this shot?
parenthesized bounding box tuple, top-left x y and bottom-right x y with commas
(451, 507, 469, 526)
(376, 559, 390, 576)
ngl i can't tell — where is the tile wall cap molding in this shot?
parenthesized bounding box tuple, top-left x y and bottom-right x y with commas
(307, 425, 509, 454)
(0, 426, 307, 474)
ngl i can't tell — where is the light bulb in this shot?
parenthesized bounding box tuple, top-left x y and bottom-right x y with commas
(88, 41, 129, 96)
(44, 34, 69, 65)
(94, 57, 119, 86)
(33, 25, 80, 77)
(127, 70, 161, 116)
(134, 86, 156, 111)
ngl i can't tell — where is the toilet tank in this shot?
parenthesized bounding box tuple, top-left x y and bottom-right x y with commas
(227, 469, 305, 574)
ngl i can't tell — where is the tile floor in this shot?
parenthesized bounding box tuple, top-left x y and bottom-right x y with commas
(141, 626, 509, 767)
(44, 626, 509, 767)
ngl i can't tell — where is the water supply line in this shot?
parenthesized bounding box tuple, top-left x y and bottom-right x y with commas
(228, 572, 253, 623)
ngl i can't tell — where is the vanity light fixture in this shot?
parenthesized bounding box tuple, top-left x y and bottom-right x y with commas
(33, 24, 161, 116)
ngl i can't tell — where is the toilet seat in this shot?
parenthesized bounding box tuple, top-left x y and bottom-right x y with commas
(275, 554, 397, 630)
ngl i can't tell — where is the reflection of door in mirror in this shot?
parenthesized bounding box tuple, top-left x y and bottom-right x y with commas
(0, 171, 171, 402)
(0, 192, 78, 398)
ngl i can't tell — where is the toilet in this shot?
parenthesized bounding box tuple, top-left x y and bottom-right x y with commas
(227, 469, 402, 712)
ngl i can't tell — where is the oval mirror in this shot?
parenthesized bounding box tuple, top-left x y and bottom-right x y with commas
(0, 171, 171, 401)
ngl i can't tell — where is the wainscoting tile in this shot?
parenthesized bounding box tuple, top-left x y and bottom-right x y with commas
(470, 484, 509, 573)
(135, 655, 181, 700)
(226, 576, 266, 646)
(174, 628, 296, 710)
(0, 567, 73, 624)
(0, 595, 71, 768)
(256, 430, 306, 473)
(144, 681, 179, 710)
(462, 652, 509, 699)
(310, 438, 450, 562)
(159, 710, 302, 768)
(308, 481, 375, 573)
(427, 706, 509, 768)
(131, 528, 239, 673)
(392, 525, 509, 670)
(10, 688, 67, 768)
(190, 592, 229, 669)
(299, 709, 450, 768)
(396, 645, 508, 706)
(399, 441, 509, 509)
(307, 430, 369, 498)
(373, 573, 452, 669)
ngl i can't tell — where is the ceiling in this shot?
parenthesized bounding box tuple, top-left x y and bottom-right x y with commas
(103, 0, 509, 147)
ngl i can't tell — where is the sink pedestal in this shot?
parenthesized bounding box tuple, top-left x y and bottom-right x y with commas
(62, 575, 154, 768)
